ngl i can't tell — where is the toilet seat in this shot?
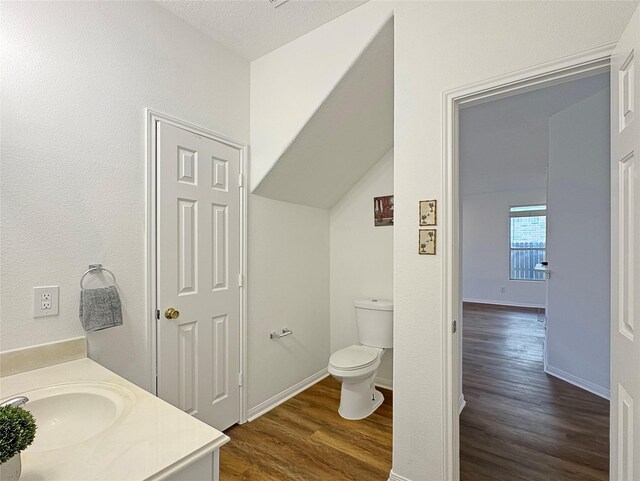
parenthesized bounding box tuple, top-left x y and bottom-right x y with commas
(329, 345, 380, 371)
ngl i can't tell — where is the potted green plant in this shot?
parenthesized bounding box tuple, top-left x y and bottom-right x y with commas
(0, 406, 36, 481)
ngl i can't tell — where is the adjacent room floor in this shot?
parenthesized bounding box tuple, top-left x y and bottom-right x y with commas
(220, 302, 607, 481)
(220, 377, 392, 481)
(460, 302, 610, 481)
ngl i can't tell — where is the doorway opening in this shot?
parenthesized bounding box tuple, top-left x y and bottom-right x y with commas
(441, 45, 622, 481)
(457, 71, 611, 480)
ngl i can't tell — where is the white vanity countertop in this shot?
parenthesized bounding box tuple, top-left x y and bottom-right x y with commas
(0, 358, 229, 481)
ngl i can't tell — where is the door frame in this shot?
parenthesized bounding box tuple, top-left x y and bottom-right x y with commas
(145, 108, 249, 424)
(441, 44, 615, 480)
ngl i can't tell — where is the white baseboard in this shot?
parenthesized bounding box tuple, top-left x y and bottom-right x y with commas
(463, 298, 545, 309)
(544, 364, 610, 400)
(247, 368, 329, 421)
(458, 393, 466, 414)
(376, 377, 393, 391)
(388, 470, 412, 481)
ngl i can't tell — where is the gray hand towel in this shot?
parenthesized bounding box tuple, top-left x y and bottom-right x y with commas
(79, 286, 123, 332)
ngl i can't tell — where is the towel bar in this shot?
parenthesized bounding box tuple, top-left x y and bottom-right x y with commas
(80, 264, 117, 289)
(270, 328, 293, 339)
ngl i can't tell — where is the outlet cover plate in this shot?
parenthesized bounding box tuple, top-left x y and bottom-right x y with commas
(34, 286, 59, 318)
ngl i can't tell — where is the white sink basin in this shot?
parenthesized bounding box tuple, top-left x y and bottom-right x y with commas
(21, 382, 134, 452)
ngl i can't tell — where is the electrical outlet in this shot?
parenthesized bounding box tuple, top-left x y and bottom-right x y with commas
(34, 286, 59, 318)
(500, 286, 506, 294)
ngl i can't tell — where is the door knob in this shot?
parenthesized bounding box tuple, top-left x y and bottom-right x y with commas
(164, 307, 180, 320)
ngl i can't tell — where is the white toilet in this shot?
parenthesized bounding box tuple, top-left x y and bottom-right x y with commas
(328, 299, 393, 420)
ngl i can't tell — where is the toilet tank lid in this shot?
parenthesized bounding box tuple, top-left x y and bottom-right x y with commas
(353, 299, 393, 311)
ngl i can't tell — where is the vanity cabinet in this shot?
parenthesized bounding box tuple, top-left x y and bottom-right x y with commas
(0, 357, 229, 481)
(166, 451, 220, 481)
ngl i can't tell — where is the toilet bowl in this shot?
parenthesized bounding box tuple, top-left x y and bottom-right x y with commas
(328, 344, 385, 420)
(328, 299, 393, 420)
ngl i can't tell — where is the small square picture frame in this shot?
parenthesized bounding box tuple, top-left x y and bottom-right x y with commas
(419, 229, 437, 255)
(419, 200, 437, 226)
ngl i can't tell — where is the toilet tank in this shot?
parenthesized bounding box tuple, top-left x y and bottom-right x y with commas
(354, 299, 393, 348)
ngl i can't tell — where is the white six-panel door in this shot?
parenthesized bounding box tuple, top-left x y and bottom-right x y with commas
(157, 121, 241, 431)
(611, 6, 640, 481)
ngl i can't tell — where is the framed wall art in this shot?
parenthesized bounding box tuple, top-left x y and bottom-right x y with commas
(419, 229, 436, 255)
(374, 195, 394, 226)
(419, 200, 437, 226)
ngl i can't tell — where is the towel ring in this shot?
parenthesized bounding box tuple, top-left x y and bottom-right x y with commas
(80, 264, 117, 289)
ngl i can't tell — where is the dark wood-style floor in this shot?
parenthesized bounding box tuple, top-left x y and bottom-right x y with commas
(219, 302, 608, 480)
(220, 377, 392, 480)
(460, 302, 610, 481)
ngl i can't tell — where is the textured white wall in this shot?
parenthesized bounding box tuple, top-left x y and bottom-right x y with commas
(462, 190, 547, 307)
(0, 1, 249, 389)
(330, 149, 394, 387)
(3, 0, 635, 478)
(249, 2, 637, 479)
(459, 73, 609, 308)
(393, 4, 631, 478)
(459, 88, 548, 307)
(546, 88, 611, 395)
(247, 195, 330, 409)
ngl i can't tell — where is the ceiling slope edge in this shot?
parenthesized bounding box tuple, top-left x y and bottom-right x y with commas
(252, 18, 394, 210)
(250, 3, 394, 192)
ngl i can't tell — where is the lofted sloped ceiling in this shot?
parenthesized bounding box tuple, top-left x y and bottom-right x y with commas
(252, 19, 393, 210)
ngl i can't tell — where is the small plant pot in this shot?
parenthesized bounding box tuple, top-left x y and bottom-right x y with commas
(0, 453, 21, 481)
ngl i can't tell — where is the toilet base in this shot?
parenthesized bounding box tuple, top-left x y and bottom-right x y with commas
(337, 375, 384, 420)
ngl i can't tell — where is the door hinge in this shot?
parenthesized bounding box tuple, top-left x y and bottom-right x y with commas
(238, 173, 244, 187)
(238, 273, 243, 287)
(156, 309, 160, 320)
(238, 372, 243, 387)
(452, 320, 457, 333)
